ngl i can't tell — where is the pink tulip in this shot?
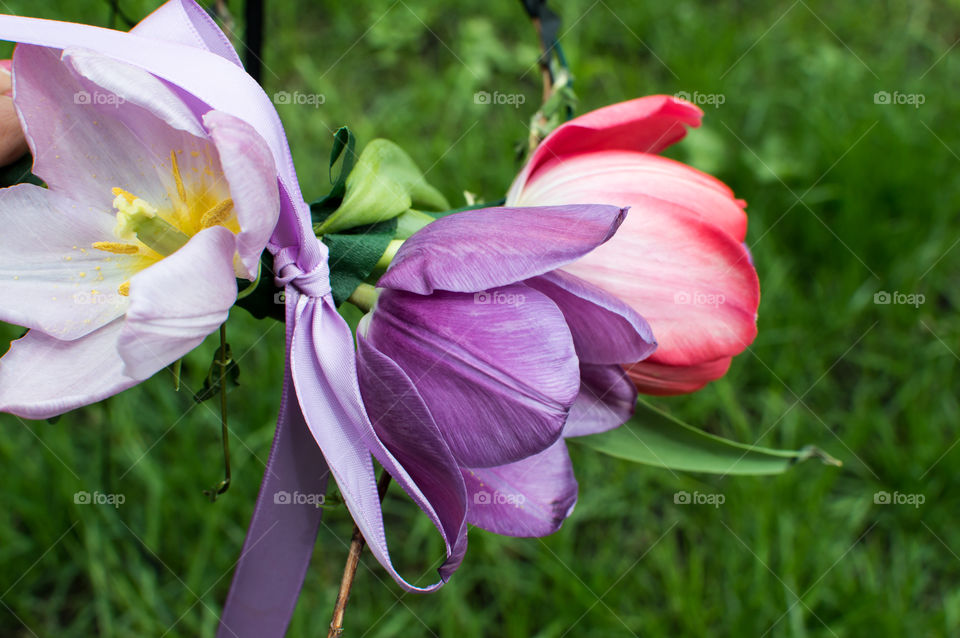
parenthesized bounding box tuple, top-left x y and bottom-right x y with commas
(506, 96, 760, 398)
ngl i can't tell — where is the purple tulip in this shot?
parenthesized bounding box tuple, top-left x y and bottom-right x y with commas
(358, 204, 657, 536)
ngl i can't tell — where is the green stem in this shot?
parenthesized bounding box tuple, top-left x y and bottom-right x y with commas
(374, 239, 404, 272)
(205, 323, 232, 501)
(347, 283, 379, 313)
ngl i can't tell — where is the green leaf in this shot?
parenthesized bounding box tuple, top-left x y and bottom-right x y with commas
(315, 138, 449, 235)
(570, 399, 841, 475)
(322, 216, 398, 306)
(310, 127, 358, 221)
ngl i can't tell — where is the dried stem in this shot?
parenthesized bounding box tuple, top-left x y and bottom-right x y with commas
(327, 472, 392, 638)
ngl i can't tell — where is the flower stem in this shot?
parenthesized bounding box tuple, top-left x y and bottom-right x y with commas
(327, 471, 392, 638)
(204, 323, 232, 501)
(347, 283, 379, 313)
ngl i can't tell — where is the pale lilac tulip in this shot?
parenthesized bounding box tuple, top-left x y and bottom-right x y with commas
(359, 203, 657, 536)
(507, 96, 760, 397)
(0, 45, 279, 418)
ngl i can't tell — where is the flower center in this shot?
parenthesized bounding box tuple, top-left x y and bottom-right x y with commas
(91, 151, 236, 297)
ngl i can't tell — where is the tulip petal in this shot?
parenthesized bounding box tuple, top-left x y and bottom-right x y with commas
(365, 285, 579, 467)
(508, 95, 702, 199)
(562, 205, 759, 367)
(565, 364, 637, 437)
(627, 356, 733, 396)
(513, 150, 748, 243)
(380, 204, 628, 295)
(131, 0, 244, 66)
(0, 184, 135, 339)
(204, 110, 280, 279)
(525, 270, 656, 365)
(462, 439, 577, 537)
(13, 45, 221, 213)
(356, 331, 467, 556)
(0, 319, 137, 419)
(118, 226, 237, 380)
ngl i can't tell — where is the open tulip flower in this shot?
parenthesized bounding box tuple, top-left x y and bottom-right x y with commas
(358, 203, 657, 536)
(0, 44, 278, 417)
(507, 96, 760, 397)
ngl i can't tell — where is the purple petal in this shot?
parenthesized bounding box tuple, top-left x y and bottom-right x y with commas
(13, 45, 219, 213)
(379, 204, 628, 295)
(565, 364, 637, 437)
(356, 331, 467, 551)
(131, 0, 243, 66)
(290, 295, 466, 590)
(118, 226, 237, 380)
(463, 439, 578, 537)
(204, 110, 279, 279)
(525, 270, 657, 364)
(364, 285, 579, 467)
(0, 184, 133, 339)
(0, 319, 137, 418)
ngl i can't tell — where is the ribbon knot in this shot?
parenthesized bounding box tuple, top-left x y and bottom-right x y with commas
(274, 245, 332, 299)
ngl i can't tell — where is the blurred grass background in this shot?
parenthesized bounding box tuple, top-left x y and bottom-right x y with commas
(2, 0, 959, 636)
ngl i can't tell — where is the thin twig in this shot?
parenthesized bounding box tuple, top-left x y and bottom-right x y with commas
(327, 472, 392, 637)
(205, 323, 232, 501)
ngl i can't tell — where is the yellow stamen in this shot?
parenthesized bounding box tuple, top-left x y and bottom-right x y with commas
(200, 199, 234, 229)
(118, 281, 130, 297)
(111, 187, 136, 204)
(92, 241, 139, 255)
(170, 150, 187, 205)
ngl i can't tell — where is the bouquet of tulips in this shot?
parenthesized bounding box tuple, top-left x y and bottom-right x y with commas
(0, 2, 837, 636)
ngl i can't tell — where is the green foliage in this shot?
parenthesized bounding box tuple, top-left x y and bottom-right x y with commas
(2, 1, 959, 637)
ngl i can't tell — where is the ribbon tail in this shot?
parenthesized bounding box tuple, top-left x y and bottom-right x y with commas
(217, 303, 328, 638)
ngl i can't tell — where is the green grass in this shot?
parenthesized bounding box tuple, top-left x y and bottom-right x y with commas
(2, 0, 960, 636)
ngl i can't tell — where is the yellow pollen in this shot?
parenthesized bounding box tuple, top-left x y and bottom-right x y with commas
(118, 281, 130, 296)
(92, 241, 139, 255)
(170, 151, 187, 204)
(112, 187, 137, 204)
(79, 272, 86, 278)
(200, 199, 234, 229)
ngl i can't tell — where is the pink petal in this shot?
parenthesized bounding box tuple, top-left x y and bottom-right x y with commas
(380, 204, 628, 295)
(626, 356, 733, 396)
(118, 226, 237, 380)
(0, 319, 137, 419)
(508, 95, 702, 200)
(561, 206, 759, 367)
(0, 184, 133, 339)
(513, 150, 748, 243)
(204, 110, 279, 279)
(13, 45, 219, 213)
(364, 285, 579, 468)
(463, 439, 578, 537)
